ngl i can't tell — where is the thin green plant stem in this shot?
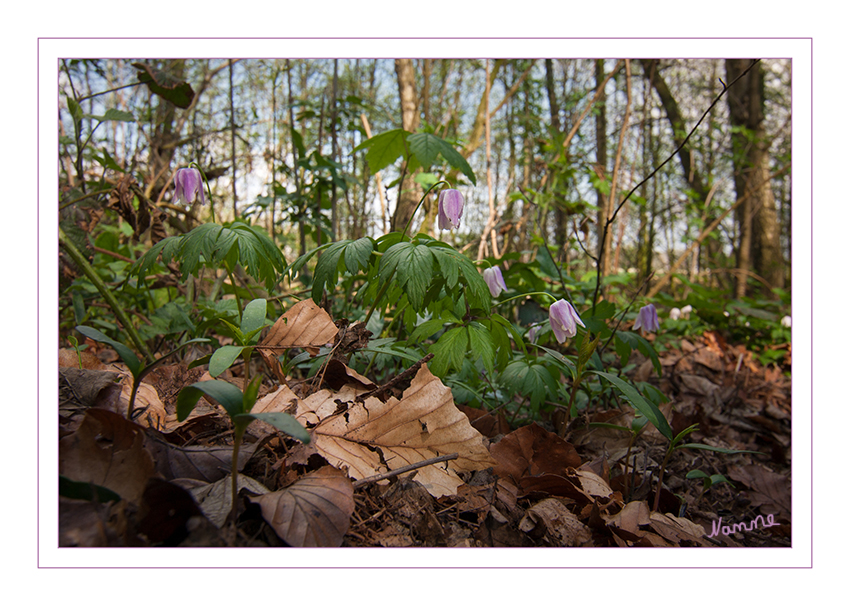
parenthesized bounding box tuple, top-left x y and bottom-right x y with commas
(59, 226, 155, 364)
(226, 266, 244, 323)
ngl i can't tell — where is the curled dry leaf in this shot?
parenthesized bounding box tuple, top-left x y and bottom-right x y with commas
(145, 432, 259, 483)
(257, 298, 340, 380)
(294, 365, 495, 497)
(59, 408, 155, 505)
(518, 498, 593, 546)
(249, 466, 355, 547)
(648, 511, 710, 546)
(189, 473, 270, 529)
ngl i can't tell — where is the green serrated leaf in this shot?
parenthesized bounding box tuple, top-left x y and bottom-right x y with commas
(354, 129, 410, 173)
(467, 322, 495, 374)
(428, 326, 469, 376)
(344, 237, 376, 274)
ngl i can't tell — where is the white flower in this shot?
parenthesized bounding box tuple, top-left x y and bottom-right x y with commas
(669, 308, 681, 321)
(781, 315, 792, 328)
(681, 305, 693, 319)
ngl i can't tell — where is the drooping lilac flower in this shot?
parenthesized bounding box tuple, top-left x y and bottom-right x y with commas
(633, 304, 659, 334)
(527, 323, 541, 344)
(437, 189, 464, 230)
(174, 167, 206, 205)
(482, 266, 507, 297)
(549, 299, 585, 343)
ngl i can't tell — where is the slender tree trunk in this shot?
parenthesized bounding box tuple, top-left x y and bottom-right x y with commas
(594, 60, 609, 277)
(725, 59, 784, 297)
(228, 60, 238, 218)
(391, 59, 421, 233)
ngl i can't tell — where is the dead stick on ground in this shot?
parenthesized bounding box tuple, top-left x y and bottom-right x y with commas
(355, 353, 434, 403)
(352, 453, 459, 489)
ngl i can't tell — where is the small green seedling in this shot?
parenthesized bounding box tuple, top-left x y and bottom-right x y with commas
(686, 469, 735, 498)
(75, 325, 209, 419)
(67, 335, 85, 369)
(176, 376, 310, 521)
(207, 298, 269, 381)
(652, 423, 761, 511)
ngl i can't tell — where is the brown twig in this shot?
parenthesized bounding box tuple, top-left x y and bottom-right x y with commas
(355, 353, 434, 403)
(352, 452, 458, 489)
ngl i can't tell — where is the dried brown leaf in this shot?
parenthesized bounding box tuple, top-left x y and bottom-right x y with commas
(59, 409, 155, 504)
(257, 299, 340, 379)
(249, 466, 355, 547)
(294, 365, 495, 497)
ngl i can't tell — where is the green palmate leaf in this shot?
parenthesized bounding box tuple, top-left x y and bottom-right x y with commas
(133, 222, 285, 291)
(353, 128, 411, 173)
(177, 379, 245, 422)
(235, 412, 311, 444)
(483, 317, 512, 370)
(467, 322, 495, 375)
(344, 237, 376, 274)
(428, 326, 469, 376)
(379, 241, 435, 311)
(407, 132, 441, 167)
(501, 359, 559, 410)
(592, 371, 672, 441)
(75, 325, 141, 377)
(209, 345, 246, 377)
(407, 133, 477, 185)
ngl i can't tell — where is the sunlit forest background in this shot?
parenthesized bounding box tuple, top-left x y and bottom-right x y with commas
(58, 58, 791, 305)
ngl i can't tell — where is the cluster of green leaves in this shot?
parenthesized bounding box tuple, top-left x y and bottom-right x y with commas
(132, 221, 285, 291)
(654, 276, 791, 368)
(354, 127, 477, 186)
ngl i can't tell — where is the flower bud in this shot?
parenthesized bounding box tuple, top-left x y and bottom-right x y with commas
(633, 304, 659, 334)
(482, 266, 507, 297)
(174, 167, 206, 205)
(437, 189, 464, 230)
(549, 299, 585, 343)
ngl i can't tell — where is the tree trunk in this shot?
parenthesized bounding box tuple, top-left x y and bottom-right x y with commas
(594, 60, 609, 277)
(391, 59, 421, 233)
(725, 59, 784, 296)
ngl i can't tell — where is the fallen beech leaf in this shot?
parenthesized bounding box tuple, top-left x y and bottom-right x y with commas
(518, 498, 593, 546)
(294, 365, 495, 497)
(602, 500, 651, 535)
(119, 379, 167, 429)
(190, 473, 270, 528)
(491, 422, 582, 483)
(648, 511, 710, 546)
(145, 433, 259, 482)
(257, 299, 339, 379)
(567, 468, 614, 500)
(249, 466, 355, 547)
(59, 409, 155, 504)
